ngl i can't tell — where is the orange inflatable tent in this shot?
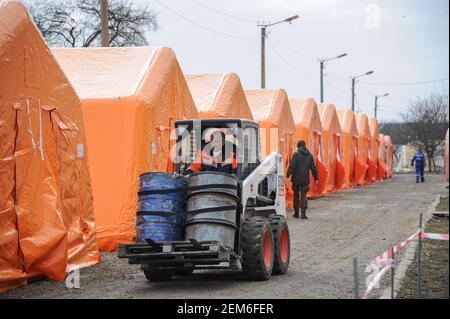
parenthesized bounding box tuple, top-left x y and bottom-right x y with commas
(384, 135, 394, 178)
(369, 117, 386, 181)
(289, 98, 327, 198)
(185, 73, 253, 120)
(337, 109, 367, 188)
(53, 47, 198, 251)
(245, 89, 296, 207)
(445, 129, 449, 183)
(0, 0, 99, 292)
(378, 133, 388, 180)
(317, 103, 345, 193)
(356, 114, 377, 184)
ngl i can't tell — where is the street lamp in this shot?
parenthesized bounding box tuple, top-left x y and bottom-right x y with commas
(319, 53, 348, 103)
(258, 15, 300, 88)
(351, 70, 374, 112)
(100, 0, 109, 47)
(374, 93, 389, 119)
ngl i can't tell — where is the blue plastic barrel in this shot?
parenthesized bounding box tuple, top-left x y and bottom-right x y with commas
(136, 172, 186, 243)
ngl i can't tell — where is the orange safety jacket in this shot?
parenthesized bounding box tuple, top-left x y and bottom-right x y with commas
(187, 149, 238, 175)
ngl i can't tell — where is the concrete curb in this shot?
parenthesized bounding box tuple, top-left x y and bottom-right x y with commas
(379, 194, 442, 299)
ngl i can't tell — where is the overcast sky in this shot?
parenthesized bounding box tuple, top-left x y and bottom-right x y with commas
(26, 0, 449, 122)
(142, 0, 449, 122)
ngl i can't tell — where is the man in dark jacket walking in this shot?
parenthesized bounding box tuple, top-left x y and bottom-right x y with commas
(411, 147, 426, 183)
(287, 140, 319, 219)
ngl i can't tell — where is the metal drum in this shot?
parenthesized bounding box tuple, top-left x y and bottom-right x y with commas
(136, 172, 186, 243)
(185, 172, 239, 249)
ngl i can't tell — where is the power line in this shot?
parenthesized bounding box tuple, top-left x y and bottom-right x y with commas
(325, 75, 449, 87)
(377, 108, 407, 117)
(378, 105, 409, 111)
(324, 76, 347, 101)
(354, 95, 363, 114)
(153, 0, 257, 40)
(326, 73, 349, 81)
(189, 0, 257, 23)
(382, 96, 412, 102)
(360, 78, 449, 86)
(267, 39, 315, 76)
(268, 34, 317, 60)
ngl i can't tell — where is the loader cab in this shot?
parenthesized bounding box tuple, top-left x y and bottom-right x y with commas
(174, 119, 262, 181)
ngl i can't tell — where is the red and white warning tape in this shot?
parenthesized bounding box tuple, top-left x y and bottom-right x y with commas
(363, 230, 449, 298)
(363, 262, 393, 299)
(421, 232, 449, 241)
(371, 231, 421, 268)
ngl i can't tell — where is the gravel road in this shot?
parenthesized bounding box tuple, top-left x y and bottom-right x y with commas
(1, 174, 447, 299)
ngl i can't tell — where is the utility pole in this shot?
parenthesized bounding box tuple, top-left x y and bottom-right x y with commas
(351, 70, 374, 112)
(374, 95, 378, 119)
(320, 60, 324, 103)
(351, 77, 356, 112)
(319, 53, 347, 103)
(100, 0, 109, 47)
(261, 26, 266, 89)
(374, 93, 389, 119)
(258, 15, 299, 89)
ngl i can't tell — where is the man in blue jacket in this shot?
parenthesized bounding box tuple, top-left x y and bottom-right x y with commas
(411, 147, 426, 183)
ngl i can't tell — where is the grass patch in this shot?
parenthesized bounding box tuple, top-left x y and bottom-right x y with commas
(397, 216, 449, 299)
(436, 196, 449, 212)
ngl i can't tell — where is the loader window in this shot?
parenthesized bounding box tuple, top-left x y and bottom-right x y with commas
(175, 124, 198, 174)
(175, 121, 262, 179)
(241, 127, 260, 180)
(202, 128, 238, 149)
(243, 127, 259, 164)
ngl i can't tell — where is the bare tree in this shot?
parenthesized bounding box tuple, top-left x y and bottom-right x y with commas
(380, 121, 411, 145)
(29, 0, 158, 47)
(400, 92, 449, 172)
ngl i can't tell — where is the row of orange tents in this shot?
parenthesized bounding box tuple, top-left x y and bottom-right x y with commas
(0, 1, 395, 292)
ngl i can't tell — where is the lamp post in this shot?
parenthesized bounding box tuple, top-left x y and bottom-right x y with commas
(374, 93, 389, 119)
(351, 70, 374, 112)
(258, 15, 299, 88)
(100, 0, 109, 47)
(319, 53, 348, 103)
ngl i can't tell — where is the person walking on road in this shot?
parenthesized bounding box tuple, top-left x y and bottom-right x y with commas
(287, 140, 319, 219)
(411, 147, 426, 183)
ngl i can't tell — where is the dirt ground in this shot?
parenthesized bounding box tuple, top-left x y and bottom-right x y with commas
(397, 197, 449, 299)
(1, 174, 447, 299)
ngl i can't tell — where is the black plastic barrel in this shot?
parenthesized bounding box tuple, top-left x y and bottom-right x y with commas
(185, 172, 239, 249)
(136, 172, 186, 243)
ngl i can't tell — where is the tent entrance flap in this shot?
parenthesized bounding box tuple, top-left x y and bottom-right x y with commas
(314, 159, 328, 197)
(354, 156, 368, 185)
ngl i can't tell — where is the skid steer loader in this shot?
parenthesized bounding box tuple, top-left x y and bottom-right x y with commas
(118, 119, 290, 281)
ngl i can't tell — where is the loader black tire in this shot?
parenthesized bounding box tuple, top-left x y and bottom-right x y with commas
(269, 215, 290, 275)
(143, 269, 173, 281)
(241, 216, 274, 281)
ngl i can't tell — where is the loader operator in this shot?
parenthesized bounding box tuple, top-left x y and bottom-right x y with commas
(184, 130, 237, 176)
(411, 147, 426, 183)
(287, 140, 318, 219)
